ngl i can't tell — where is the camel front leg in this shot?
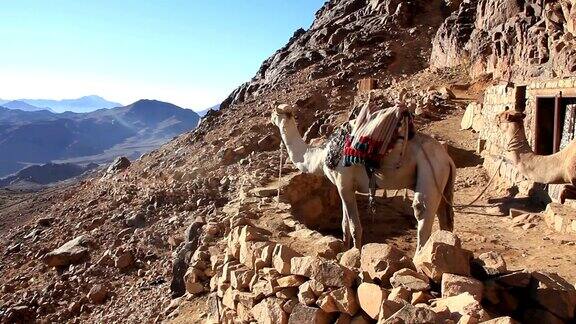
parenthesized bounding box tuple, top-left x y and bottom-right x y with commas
(341, 205, 352, 250)
(412, 190, 441, 254)
(339, 188, 362, 250)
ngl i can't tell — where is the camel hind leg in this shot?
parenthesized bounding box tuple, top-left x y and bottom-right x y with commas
(437, 162, 456, 231)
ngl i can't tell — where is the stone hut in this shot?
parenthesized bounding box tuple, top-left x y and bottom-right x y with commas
(470, 77, 576, 203)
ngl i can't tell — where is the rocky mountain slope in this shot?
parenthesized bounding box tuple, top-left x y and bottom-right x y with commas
(1, 1, 575, 323)
(0, 100, 200, 177)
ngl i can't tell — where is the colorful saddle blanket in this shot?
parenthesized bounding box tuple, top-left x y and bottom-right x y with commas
(343, 102, 407, 169)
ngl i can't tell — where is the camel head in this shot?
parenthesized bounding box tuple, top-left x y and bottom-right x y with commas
(495, 107, 526, 134)
(271, 104, 296, 128)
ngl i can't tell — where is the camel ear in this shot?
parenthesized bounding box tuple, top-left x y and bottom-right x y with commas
(506, 112, 526, 122)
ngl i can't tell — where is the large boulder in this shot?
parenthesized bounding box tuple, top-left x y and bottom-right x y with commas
(290, 256, 356, 287)
(360, 243, 414, 284)
(413, 231, 472, 282)
(43, 236, 90, 267)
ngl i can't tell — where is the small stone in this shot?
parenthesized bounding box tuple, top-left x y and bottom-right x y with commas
(431, 292, 488, 321)
(411, 291, 433, 305)
(298, 280, 323, 306)
(87, 284, 109, 304)
(390, 268, 430, 292)
(457, 314, 480, 324)
(288, 304, 331, 324)
(282, 298, 299, 314)
(316, 292, 339, 313)
(339, 248, 361, 268)
(276, 275, 307, 288)
(330, 287, 359, 316)
(481, 316, 517, 324)
(383, 304, 438, 323)
(291, 256, 356, 287)
(272, 245, 301, 275)
(473, 251, 507, 277)
(388, 287, 411, 303)
(378, 300, 404, 322)
(114, 249, 135, 270)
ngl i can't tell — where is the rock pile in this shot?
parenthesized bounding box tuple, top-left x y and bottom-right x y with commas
(175, 212, 576, 324)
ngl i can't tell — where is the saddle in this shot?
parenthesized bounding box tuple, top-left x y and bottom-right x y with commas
(325, 101, 414, 171)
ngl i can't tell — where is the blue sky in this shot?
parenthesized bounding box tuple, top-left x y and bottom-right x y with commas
(0, 1, 325, 110)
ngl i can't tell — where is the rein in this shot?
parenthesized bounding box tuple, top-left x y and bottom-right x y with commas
(277, 142, 284, 206)
(419, 141, 505, 210)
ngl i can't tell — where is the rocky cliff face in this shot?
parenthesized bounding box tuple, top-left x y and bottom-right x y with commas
(431, 0, 576, 81)
(221, 0, 452, 109)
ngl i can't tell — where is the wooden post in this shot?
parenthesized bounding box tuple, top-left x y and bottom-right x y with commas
(554, 91, 563, 153)
(358, 78, 377, 92)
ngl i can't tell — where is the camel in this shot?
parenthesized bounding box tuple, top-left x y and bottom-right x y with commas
(271, 104, 457, 254)
(496, 108, 576, 185)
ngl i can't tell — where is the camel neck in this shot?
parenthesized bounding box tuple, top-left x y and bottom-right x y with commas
(506, 124, 533, 162)
(278, 117, 322, 174)
(506, 122, 565, 183)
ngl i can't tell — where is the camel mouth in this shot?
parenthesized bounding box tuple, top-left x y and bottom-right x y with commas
(274, 104, 296, 119)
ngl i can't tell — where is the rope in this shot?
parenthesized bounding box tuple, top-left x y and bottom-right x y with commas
(277, 142, 284, 206)
(418, 141, 504, 210)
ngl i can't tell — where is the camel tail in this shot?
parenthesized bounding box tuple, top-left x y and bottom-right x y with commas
(438, 161, 456, 232)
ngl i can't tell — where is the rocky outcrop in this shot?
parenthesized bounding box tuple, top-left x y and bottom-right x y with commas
(107, 156, 131, 174)
(42, 236, 91, 267)
(431, 0, 576, 81)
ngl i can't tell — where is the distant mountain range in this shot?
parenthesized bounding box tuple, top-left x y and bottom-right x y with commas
(0, 162, 98, 188)
(0, 95, 121, 113)
(0, 99, 200, 177)
(0, 100, 54, 112)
